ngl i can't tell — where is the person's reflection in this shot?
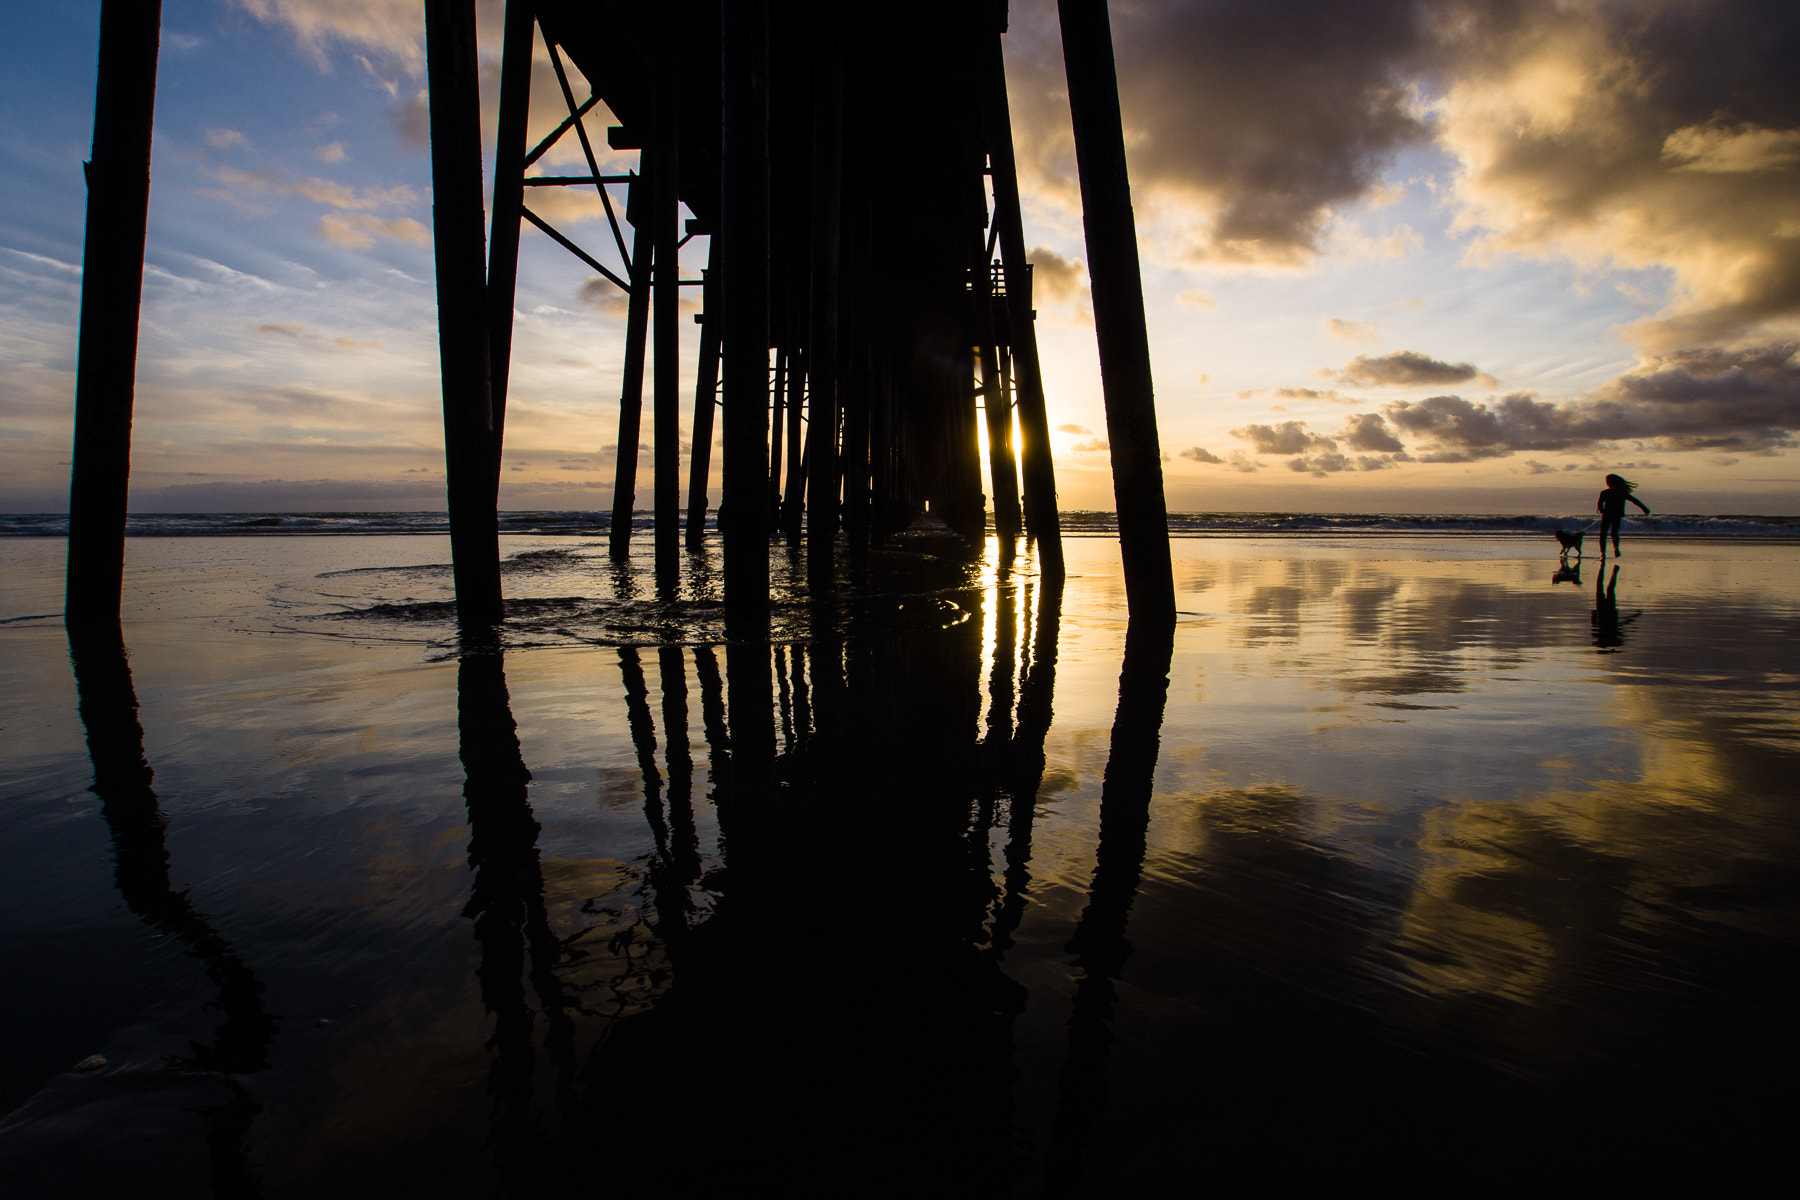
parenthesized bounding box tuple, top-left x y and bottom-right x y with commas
(456, 639, 573, 1175)
(1042, 617, 1177, 1197)
(67, 621, 274, 1195)
(1591, 564, 1640, 650)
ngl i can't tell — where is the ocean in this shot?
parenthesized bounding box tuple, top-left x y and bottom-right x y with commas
(2, 525, 1797, 1195)
(4, 508, 1799, 539)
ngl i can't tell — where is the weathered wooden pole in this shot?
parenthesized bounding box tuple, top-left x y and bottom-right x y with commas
(65, 0, 163, 626)
(684, 250, 721, 552)
(652, 23, 682, 589)
(803, 17, 845, 588)
(609, 168, 653, 561)
(1057, 0, 1175, 622)
(485, 0, 534, 461)
(425, 0, 503, 625)
(981, 16, 1064, 580)
(721, 0, 771, 636)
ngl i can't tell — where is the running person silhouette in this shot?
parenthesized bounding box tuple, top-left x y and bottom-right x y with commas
(1596, 474, 1650, 556)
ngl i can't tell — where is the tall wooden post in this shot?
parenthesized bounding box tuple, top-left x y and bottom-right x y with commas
(721, 0, 771, 636)
(652, 23, 682, 589)
(982, 15, 1064, 580)
(609, 168, 653, 561)
(685, 250, 721, 551)
(976, 254, 1022, 540)
(65, 0, 163, 626)
(780, 302, 807, 540)
(1057, 0, 1174, 622)
(485, 1, 534, 460)
(803, 16, 845, 588)
(768, 348, 787, 512)
(839, 130, 872, 555)
(425, 0, 503, 625)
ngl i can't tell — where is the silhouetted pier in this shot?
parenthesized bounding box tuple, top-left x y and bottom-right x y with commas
(65, 0, 1177, 629)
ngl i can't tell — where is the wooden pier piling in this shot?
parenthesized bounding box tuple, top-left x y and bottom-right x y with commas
(65, 0, 163, 626)
(652, 20, 682, 589)
(1057, 0, 1175, 622)
(425, 0, 503, 626)
(609, 171, 653, 562)
(720, 0, 771, 636)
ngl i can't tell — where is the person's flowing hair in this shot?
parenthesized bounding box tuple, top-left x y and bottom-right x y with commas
(1605, 473, 1637, 493)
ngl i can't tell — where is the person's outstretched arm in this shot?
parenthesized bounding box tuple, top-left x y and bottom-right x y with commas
(1630, 495, 1651, 515)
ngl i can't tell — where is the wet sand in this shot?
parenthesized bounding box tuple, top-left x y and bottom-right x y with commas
(2, 532, 1797, 1196)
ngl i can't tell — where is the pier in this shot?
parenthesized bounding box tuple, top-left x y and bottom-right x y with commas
(64, 0, 1176, 628)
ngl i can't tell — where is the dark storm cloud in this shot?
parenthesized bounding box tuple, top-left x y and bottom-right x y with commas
(1327, 350, 1491, 388)
(1006, 0, 1429, 264)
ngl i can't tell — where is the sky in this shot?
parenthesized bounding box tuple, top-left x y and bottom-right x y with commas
(2, 0, 1798, 516)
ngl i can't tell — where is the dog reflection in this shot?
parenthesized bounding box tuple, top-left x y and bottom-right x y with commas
(1551, 561, 1583, 586)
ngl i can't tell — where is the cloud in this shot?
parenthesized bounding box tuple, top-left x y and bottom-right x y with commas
(1231, 420, 1336, 456)
(201, 164, 417, 212)
(1378, 344, 1800, 461)
(1180, 446, 1223, 463)
(1224, 451, 1261, 473)
(1070, 438, 1110, 453)
(1005, 0, 1430, 266)
(1591, 344, 1800, 452)
(1333, 224, 1424, 261)
(1057, 424, 1092, 435)
(1340, 412, 1406, 453)
(1662, 123, 1800, 175)
(1384, 393, 1592, 461)
(230, 0, 427, 74)
(578, 275, 632, 318)
(317, 212, 430, 249)
(1029, 246, 1086, 302)
(314, 141, 348, 163)
(1522, 461, 1558, 475)
(1326, 350, 1493, 388)
(1431, 0, 1800, 352)
(206, 128, 247, 150)
(1229, 417, 1411, 475)
(1177, 289, 1216, 311)
(1324, 318, 1380, 344)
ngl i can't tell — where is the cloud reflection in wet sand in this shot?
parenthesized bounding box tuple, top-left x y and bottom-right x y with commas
(0, 534, 1796, 1195)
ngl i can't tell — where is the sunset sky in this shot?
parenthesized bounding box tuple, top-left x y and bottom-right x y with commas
(3, 0, 1797, 515)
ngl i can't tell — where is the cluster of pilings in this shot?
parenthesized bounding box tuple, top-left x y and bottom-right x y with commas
(65, 0, 1176, 634)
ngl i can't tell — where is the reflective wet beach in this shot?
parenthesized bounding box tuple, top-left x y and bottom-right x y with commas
(2, 533, 1798, 1196)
